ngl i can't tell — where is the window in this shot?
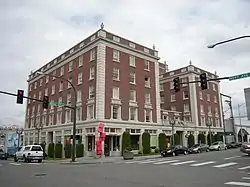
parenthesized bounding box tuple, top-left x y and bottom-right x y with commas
(90, 49, 95, 61)
(51, 85, 55, 95)
(199, 91, 203, 100)
(88, 105, 94, 119)
(45, 88, 48, 96)
(215, 107, 218, 114)
(77, 90, 82, 102)
(145, 109, 151, 122)
(113, 50, 119, 61)
(213, 84, 216, 91)
(39, 79, 43, 86)
(59, 81, 63, 92)
(160, 83, 164, 91)
(214, 95, 217, 103)
(112, 105, 119, 119)
(68, 61, 73, 72)
(129, 71, 135, 84)
(207, 94, 210, 101)
(113, 36, 120, 42)
(129, 55, 135, 66)
(144, 60, 149, 70)
(31, 146, 43, 151)
(45, 76, 49, 83)
(160, 96, 164, 103)
(38, 91, 42, 100)
(49, 114, 53, 125)
(145, 91, 151, 104)
(79, 55, 83, 67)
(130, 107, 136, 120)
(68, 77, 72, 88)
(52, 70, 56, 80)
(60, 67, 64, 76)
(129, 89, 136, 101)
(184, 104, 189, 112)
(200, 105, 204, 113)
(67, 94, 71, 104)
(208, 106, 212, 113)
(145, 77, 150, 87)
(89, 67, 95, 80)
(113, 68, 119, 81)
(76, 107, 82, 121)
(112, 87, 119, 99)
(215, 118, 220, 127)
(78, 72, 82, 84)
(34, 82, 37, 89)
(89, 86, 95, 98)
(183, 91, 189, 99)
(66, 110, 71, 122)
(181, 78, 188, 87)
(200, 116, 205, 126)
(171, 94, 176, 102)
(57, 112, 62, 124)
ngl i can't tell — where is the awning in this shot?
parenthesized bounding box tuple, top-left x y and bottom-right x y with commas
(238, 128, 249, 136)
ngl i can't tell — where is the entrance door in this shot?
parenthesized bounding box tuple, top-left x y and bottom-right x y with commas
(104, 136, 111, 156)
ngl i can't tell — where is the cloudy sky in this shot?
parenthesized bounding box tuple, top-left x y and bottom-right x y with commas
(0, 0, 250, 126)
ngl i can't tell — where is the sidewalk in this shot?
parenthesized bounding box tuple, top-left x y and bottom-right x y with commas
(59, 154, 162, 165)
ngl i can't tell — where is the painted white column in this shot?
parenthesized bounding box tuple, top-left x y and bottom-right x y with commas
(154, 61, 162, 124)
(95, 43, 106, 120)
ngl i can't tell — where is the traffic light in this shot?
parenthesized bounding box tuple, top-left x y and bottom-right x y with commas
(173, 77, 180, 92)
(16, 89, 24, 104)
(200, 73, 208, 90)
(42, 96, 49, 109)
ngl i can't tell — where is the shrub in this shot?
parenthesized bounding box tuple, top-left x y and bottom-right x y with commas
(187, 134, 195, 147)
(142, 132, 151, 154)
(64, 144, 72, 158)
(171, 134, 180, 145)
(158, 133, 167, 152)
(76, 143, 84, 158)
(198, 134, 206, 144)
(48, 143, 55, 158)
(121, 131, 131, 155)
(55, 143, 63, 158)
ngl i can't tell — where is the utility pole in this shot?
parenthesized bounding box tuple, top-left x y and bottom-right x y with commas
(170, 120, 175, 146)
(238, 103, 245, 143)
(16, 128, 24, 150)
(227, 98, 237, 143)
(35, 123, 43, 144)
(220, 93, 227, 144)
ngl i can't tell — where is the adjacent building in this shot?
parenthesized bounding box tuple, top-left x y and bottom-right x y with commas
(244, 88, 250, 120)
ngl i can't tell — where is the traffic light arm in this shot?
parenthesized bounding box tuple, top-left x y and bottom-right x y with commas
(180, 76, 230, 84)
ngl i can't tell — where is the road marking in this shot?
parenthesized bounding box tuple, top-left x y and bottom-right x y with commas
(224, 156, 242, 160)
(9, 163, 21, 166)
(153, 160, 179, 165)
(138, 159, 168, 164)
(213, 162, 238, 168)
(190, 161, 216, 167)
(239, 166, 250, 170)
(225, 181, 250, 186)
(171, 160, 196, 166)
(243, 177, 250, 180)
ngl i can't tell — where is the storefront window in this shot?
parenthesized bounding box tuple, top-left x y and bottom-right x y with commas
(113, 136, 120, 151)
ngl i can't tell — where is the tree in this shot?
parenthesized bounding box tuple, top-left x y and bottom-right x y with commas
(158, 133, 167, 152)
(142, 132, 151, 154)
(171, 134, 180, 145)
(121, 131, 131, 155)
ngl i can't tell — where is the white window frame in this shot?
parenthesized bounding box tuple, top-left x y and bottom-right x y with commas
(144, 60, 149, 70)
(160, 83, 164, 91)
(45, 76, 49, 83)
(57, 111, 62, 124)
(181, 77, 188, 87)
(89, 67, 95, 80)
(39, 79, 43, 86)
(67, 94, 71, 105)
(45, 88, 48, 96)
(38, 91, 42, 100)
(68, 61, 73, 72)
(79, 55, 83, 67)
(77, 90, 82, 103)
(90, 49, 95, 61)
(51, 84, 55, 95)
(66, 110, 71, 123)
(89, 86, 95, 98)
(52, 70, 56, 80)
(207, 94, 210, 102)
(129, 107, 137, 121)
(112, 87, 119, 99)
(214, 95, 217, 103)
(111, 105, 120, 120)
(183, 91, 189, 100)
(67, 78, 72, 89)
(129, 89, 136, 101)
(59, 81, 63, 92)
(199, 91, 203, 100)
(78, 72, 82, 84)
(87, 104, 94, 119)
(129, 55, 135, 67)
(184, 104, 189, 112)
(76, 107, 82, 121)
(145, 77, 150, 88)
(129, 72, 135, 84)
(145, 91, 151, 104)
(170, 94, 176, 102)
(113, 50, 120, 61)
(113, 68, 119, 81)
(145, 109, 152, 122)
(200, 105, 204, 113)
(60, 67, 64, 76)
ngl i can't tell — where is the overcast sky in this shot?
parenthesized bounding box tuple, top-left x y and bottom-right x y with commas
(0, 0, 250, 127)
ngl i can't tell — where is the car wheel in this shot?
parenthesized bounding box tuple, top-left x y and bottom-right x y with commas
(198, 149, 201, 153)
(225, 147, 228, 150)
(14, 155, 18, 162)
(172, 152, 176, 156)
(184, 151, 187, 155)
(23, 156, 27, 162)
(218, 147, 221, 151)
(206, 149, 209, 152)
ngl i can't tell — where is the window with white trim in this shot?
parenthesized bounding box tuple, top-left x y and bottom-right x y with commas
(57, 111, 62, 124)
(200, 116, 205, 126)
(171, 106, 176, 111)
(87, 104, 94, 119)
(89, 66, 95, 80)
(113, 50, 119, 61)
(67, 94, 71, 105)
(52, 70, 56, 80)
(145, 109, 151, 122)
(66, 110, 71, 123)
(215, 107, 218, 114)
(112, 87, 119, 99)
(212, 84, 216, 91)
(184, 104, 189, 112)
(145, 77, 150, 87)
(129, 55, 135, 66)
(144, 60, 149, 70)
(68, 61, 73, 72)
(129, 89, 136, 101)
(160, 96, 164, 103)
(171, 94, 176, 102)
(49, 114, 53, 125)
(67, 77, 72, 88)
(207, 94, 210, 101)
(45, 76, 49, 83)
(58, 97, 63, 106)
(113, 68, 119, 81)
(215, 118, 220, 127)
(78, 72, 82, 84)
(89, 86, 95, 98)
(129, 107, 137, 120)
(129, 71, 135, 84)
(199, 91, 203, 100)
(181, 77, 188, 87)
(76, 107, 82, 121)
(183, 91, 189, 99)
(34, 82, 37, 89)
(78, 55, 83, 67)
(45, 88, 48, 96)
(214, 95, 217, 103)
(39, 79, 43, 86)
(90, 49, 95, 61)
(59, 81, 63, 92)
(160, 83, 164, 91)
(60, 67, 64, 76)
(208, 105, 212, 113)
(112, 105, 120, 119)
(51, 84, 55, 95)
(200, 105, 204, 113)
(38, 91, 42, 100)
(77, 90, 82, 102)
(145, 91, 151, 104)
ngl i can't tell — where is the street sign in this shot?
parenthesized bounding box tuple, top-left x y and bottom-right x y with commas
(49, 102, 65, 107)
(229, 72, 250, 81)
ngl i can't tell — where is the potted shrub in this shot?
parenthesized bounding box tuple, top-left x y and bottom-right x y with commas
(122, 148, 134, 160)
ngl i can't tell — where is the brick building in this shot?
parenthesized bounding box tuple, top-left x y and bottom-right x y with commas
(23, 26, 174, 157)
(160, 62, 224, 144)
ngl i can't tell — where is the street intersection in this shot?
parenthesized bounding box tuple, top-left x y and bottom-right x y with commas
(0, 149, 249, 187)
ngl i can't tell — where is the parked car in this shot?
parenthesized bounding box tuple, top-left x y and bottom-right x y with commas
(161, 145, 189, 157)
(209, 141, 227, 151)
(14, 145, 44, 163)
(188, 144, 209, 153)
(0, 149, 8, 160)
(226, 142, 238, 149)
(240, 143, 250, 155)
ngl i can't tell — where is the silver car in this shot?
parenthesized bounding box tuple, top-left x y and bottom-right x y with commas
(209, 141, 227, 151)
(240, 144, 250, 155)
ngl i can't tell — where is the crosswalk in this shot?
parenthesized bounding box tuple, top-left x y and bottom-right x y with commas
(225, 176, 250, 186)
(117, 158, 250, 171)
(9, 162, 46, 166)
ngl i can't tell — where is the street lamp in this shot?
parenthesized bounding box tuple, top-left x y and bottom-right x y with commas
(34, 123, 43, 144)
(169, 119, 175, 146)
(37, 71, 77, 162)
(238, 103, 246, 143)
(207, 35, 250, 48)
(206, 119, 212, 146)
(16, 128, 24, 150)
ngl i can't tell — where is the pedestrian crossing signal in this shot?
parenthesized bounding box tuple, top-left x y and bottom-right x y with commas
(16, 89, 24, 104)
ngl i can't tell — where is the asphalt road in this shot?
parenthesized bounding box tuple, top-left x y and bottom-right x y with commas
(0, 148, 249, 187)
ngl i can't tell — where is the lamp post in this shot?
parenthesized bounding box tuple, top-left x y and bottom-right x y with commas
(169, 120, 175, 146)
(206, 120, 212, 146)
(34, 123, 43, 144)
(207, 35, 250, 48)
(238, 103, 246, 143)
(37, 71, 77, 162)
(16, 128, 24, 150)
